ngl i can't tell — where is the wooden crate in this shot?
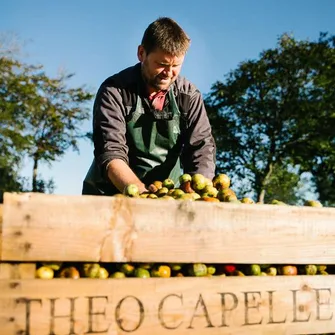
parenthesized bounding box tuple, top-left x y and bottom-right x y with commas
(1, 192, 335, 335)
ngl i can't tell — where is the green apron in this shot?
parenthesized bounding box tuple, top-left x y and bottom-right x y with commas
(82, 88, 183, 196)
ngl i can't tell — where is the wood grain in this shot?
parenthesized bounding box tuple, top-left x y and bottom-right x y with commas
(0, 204, 2, 260)
(0, 263, 36, 279)
(0, 275, 334, 335)
(2, 192, 335, 264)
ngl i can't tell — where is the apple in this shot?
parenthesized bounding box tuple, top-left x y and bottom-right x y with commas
(36, 266, 54, 279)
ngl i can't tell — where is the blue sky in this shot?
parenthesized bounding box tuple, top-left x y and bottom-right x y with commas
(1, 0, 335, 195)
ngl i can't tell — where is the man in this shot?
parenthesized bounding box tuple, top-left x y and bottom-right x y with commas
(82, 17, 216, 196)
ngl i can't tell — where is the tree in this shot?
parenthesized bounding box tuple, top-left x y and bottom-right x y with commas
(22, 70, 94, 191)
(206, 32, 335, 205)
(0, 166, 24, 203)
(263, 164, 300, 205)
(0, 37, 36, 195)
(0, 35, 94, 194)
(290, 33, 335, 206)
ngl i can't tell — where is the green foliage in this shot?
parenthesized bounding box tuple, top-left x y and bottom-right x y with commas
(0, 53, 34, 164)
(263, 164, 300, 205)
(0, 36, 94, 194)
(33, 177, 55, 194)
(206, 32, 335, 205)
(310, 160, 335, 207)
(0, 166, 23, 203)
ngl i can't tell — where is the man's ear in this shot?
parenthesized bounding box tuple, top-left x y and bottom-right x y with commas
(137, 45, 145, 62)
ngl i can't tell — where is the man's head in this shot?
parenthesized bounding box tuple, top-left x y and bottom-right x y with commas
(137, 17, 191, 94)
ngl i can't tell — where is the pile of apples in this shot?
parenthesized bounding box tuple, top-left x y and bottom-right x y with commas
(119, 173, 323, 207)
(35, 262, 331, 279)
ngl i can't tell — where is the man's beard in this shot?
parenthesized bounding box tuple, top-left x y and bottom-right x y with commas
(141, 66, 172, 91)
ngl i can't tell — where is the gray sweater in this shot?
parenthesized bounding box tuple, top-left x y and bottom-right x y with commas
(92, 62, 216, 182)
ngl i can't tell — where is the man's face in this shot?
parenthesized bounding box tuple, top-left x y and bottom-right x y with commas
(137, 45, 185, 93)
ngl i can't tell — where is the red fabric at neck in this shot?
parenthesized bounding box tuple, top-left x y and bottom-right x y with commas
(148, 90, 167, 111)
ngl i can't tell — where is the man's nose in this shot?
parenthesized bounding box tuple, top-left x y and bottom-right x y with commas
(163, 66, 173, 77)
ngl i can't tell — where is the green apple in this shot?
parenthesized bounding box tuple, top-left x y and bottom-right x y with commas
(41, 262, 63, 271)
(36, 266, 54, 279)
(124, 184, 139, 197)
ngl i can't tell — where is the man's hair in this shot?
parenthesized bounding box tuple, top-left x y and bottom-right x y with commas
(141, 17, 191, 56)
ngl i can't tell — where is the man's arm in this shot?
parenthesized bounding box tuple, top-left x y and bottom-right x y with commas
(93, 83, 147, 193)
(107, 159, 147, 194)
(181, 87, 216, 180)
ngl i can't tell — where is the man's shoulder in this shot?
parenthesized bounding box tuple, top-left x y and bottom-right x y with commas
(174, 75, 200, 97)
(100, 63, 140, 90)
(173, 76, 204, 117)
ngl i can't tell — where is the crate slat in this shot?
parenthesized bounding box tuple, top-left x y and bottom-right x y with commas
(0, 263, 36, 279)
(2, 192, 335, 263)
(0, 275, 334, 335)
(0, 204, 2, 261)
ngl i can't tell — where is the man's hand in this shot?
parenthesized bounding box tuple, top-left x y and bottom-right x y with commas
(107, 159, 147, 194)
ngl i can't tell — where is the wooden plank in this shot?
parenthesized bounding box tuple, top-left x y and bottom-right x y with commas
(0, 276, 334, 335)
(0, 206, 37, 279)
(0, 204, 3, 260)
(0, 263, 36, 279)
(2, 192, 335, 264)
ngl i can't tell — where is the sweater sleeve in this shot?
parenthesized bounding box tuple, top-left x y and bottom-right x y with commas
(93, 84, 129, 179)
(180, 87, 216, 180)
